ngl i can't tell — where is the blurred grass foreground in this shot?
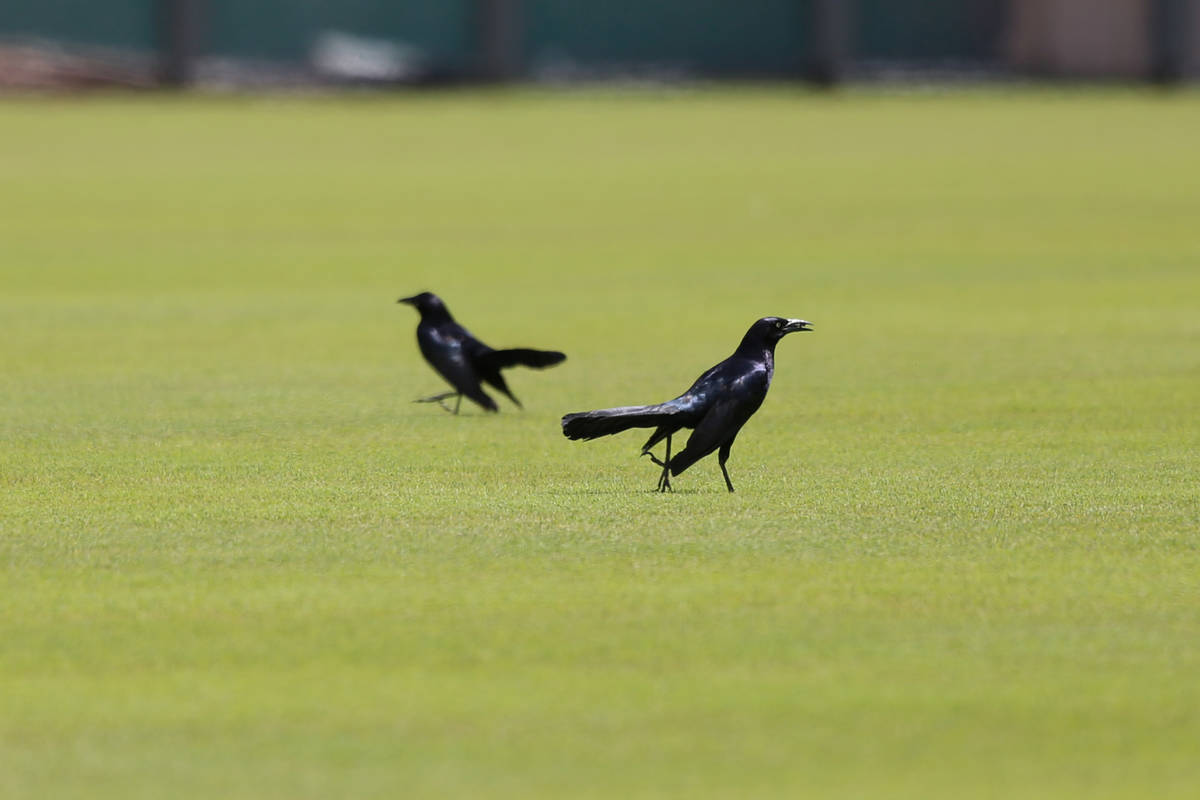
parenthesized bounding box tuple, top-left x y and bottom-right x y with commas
(1, 89, 1199, 798)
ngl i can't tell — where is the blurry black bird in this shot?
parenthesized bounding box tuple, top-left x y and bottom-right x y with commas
(398, 291, 566, 413)
(562, 316, 812, 492)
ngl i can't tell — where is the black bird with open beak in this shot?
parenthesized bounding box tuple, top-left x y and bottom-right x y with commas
(562, 316, 813, 492)
(398, 291, 566, 414)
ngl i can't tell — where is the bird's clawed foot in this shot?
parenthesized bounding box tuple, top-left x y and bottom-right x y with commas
(414, 392, 462, 414)
(641, 436, 674, 492)
(641, 452, 673, 492)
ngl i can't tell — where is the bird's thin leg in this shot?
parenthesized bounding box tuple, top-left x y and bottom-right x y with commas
(453, 393, 462, 415)
(415, 391, 459, 413)
(659, 434, 673, 493)
(719, 462, 734, 493)
(718, 443, 734, 493)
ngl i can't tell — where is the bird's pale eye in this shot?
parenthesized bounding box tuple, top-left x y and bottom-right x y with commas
(775, 320, 784, 329)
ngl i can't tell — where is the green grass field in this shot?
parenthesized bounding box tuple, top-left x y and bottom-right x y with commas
(2, 88, 1198, 798)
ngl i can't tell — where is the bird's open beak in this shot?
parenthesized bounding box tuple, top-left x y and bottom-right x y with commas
(784, 319, 813, 333)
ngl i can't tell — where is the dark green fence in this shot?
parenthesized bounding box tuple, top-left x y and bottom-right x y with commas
(525, 0, 812, 76)
(857, 0, 1006, 61)
(3, 0, 155, 50)
(204, 0, 473, 64)
(1, 0, 1011, 77)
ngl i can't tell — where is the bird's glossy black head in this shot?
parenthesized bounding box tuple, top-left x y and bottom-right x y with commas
(756, 316, 813, 340)
(736, 316, 812, 356)
(398, 291, 449, 318)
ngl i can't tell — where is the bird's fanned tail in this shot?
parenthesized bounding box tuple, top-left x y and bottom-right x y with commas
(480, 348, 566, 371)
(561, 404, 683, 441)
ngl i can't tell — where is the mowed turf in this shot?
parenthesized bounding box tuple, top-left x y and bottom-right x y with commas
(1, 89, 1198, 798)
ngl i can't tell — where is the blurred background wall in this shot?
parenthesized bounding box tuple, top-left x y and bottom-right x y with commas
(0, 0, 1195, 88)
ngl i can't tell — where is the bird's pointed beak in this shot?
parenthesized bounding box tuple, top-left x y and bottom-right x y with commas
(397, 295, 417, 305)
(784, 319, 813, 333)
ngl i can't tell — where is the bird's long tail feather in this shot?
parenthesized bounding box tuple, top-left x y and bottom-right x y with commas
(480, 348, 566, 371)
(561, 404, 681, 441)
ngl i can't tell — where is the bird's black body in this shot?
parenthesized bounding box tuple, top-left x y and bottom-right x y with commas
(399, 292, 566, 413)
(562, 316, 812, 491)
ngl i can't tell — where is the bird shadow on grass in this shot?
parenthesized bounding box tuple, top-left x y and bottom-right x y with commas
(543, 487, 710, 497)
